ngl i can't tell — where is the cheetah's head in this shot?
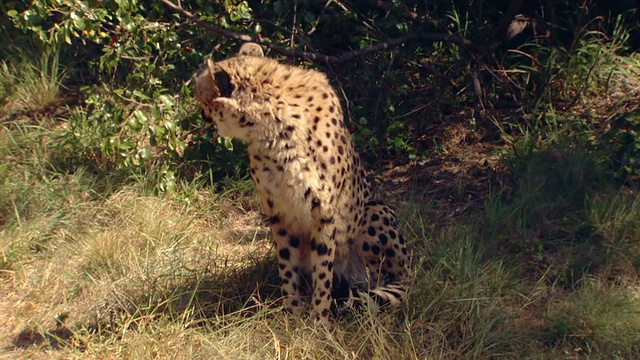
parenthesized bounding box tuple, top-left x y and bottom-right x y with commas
(194, 58, 237, 136)
(194, 43, 265, 140)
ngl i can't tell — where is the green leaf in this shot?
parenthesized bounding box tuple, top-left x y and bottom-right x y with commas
(127, 117, 142, 131)
(139, 147, 151, 161)
(71, 11, 86, 30)
(221, 137, 234, 151)
(158, 94, 174, 109)
(118, 142, 135, 150)
(133, 109, 148, 125)
(151, 105, 162, 121)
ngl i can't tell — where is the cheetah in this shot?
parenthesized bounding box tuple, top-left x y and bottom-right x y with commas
(195, 43, 409, 321)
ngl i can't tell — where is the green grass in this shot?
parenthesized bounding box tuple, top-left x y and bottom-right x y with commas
(542, 279, 640, 356)
(0, 46, 65, 114)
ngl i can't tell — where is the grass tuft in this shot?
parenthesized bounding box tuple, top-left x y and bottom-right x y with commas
(542, 279, 640, 356)
(0, 46, 65, 114)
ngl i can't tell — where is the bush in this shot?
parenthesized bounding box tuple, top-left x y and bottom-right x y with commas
(2, 0, 638, 181)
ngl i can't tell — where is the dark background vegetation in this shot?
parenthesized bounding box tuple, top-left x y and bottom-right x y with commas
(2, 0, 640, 357)
(2, 0, 639, 179)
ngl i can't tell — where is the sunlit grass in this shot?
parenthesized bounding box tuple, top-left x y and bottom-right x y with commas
(0, 46, 65, 114)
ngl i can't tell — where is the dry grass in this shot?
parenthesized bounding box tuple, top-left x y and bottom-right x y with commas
(0, 185, 418, 359)
(0, 186, 274, 358)
(2, 168, 639, 358)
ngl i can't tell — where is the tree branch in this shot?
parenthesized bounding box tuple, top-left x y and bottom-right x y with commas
(160, 0, 471, 64)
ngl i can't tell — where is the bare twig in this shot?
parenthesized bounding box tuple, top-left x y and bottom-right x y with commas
(256, 19, 318, 52)
(160, 0, 471, 65)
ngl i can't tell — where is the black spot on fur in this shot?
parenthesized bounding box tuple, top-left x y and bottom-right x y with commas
(379, 233, 388, 245)
(311, 198, 320, 209)
(289, 236, 301, 248)
(316, 242, 328, 255)
(368, 226, 376, 236)
(238, 115, 255, 127)
(279, 248, 291, 260)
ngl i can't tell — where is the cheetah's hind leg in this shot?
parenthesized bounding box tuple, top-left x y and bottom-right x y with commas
(352, 201, 409, 312)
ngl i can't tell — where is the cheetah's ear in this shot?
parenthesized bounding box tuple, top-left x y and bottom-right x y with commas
(195, 59, 220, 103)
(206, 58, 216, 75)
(237, 43, 264, 57)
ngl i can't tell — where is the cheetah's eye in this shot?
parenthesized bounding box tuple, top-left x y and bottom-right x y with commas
(214, 70, 234, 98)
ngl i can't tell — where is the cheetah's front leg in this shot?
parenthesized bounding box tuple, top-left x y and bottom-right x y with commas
(309, 219, 337, 322)
(271, 223, 303, 314)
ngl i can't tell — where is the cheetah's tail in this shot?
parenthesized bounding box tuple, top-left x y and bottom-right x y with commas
(339, 282, 406, 313)
(359, 282, 406, 310)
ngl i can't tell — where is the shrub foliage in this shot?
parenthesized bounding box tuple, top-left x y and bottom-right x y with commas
(1, 0, 639, 181)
